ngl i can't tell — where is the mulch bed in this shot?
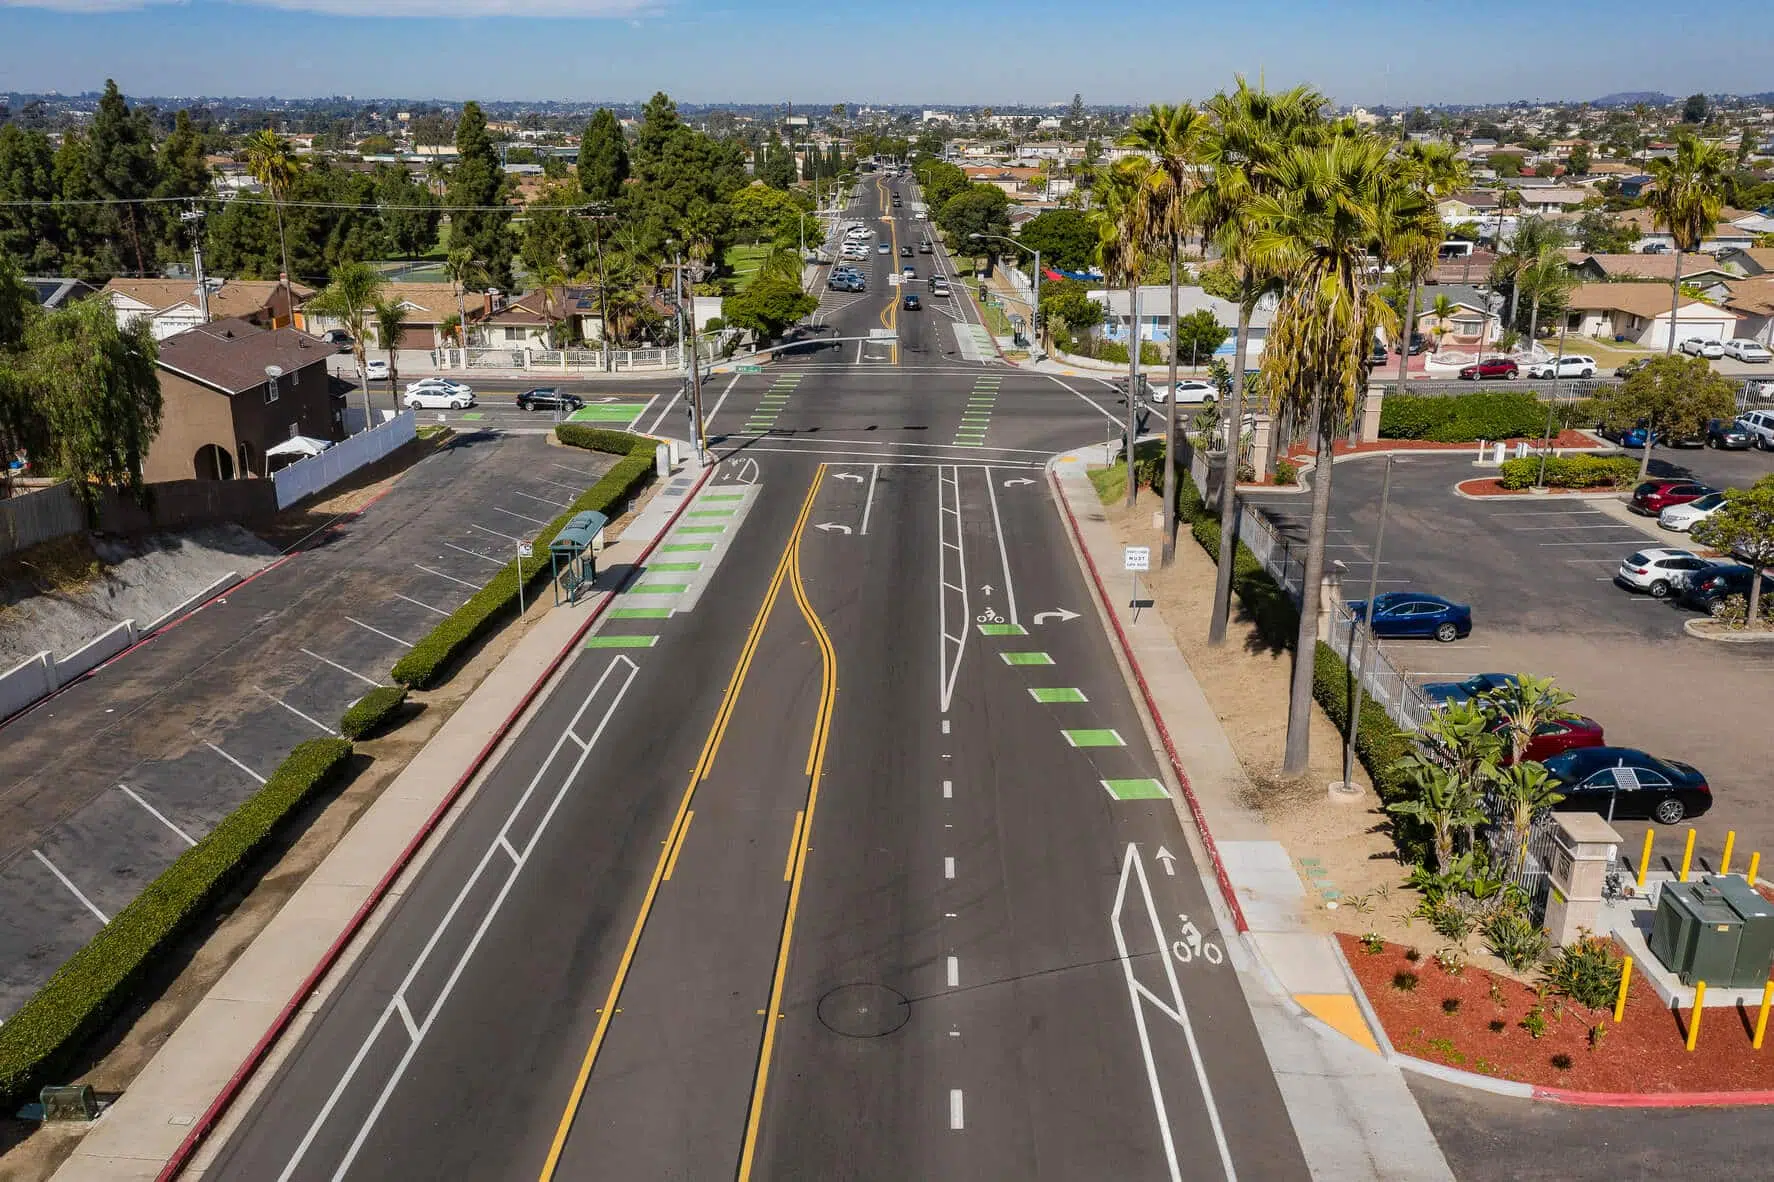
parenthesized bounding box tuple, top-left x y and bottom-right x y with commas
(1339, 933, 1774, 1094)
(1454, 478, 1623, 497)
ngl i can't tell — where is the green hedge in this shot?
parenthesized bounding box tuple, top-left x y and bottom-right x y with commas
(1497, 454, 1640, 490)
(339, 685, 408, 739)
(1380, 391, 1550, 442)
(0, 737, 353, 1109)
(390, 429, 656, 688)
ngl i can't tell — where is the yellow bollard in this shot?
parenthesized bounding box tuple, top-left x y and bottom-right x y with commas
(1722, 831, 1737, 876)
(1679, 828, 1697, 883)
(1637, 829, 1655, 889)
(1751, 852, 1763, 887)
(1755, 980, 1774, 1051)
(1614, 955, 1633, 1024)
(1686, 981, 1706, 1052)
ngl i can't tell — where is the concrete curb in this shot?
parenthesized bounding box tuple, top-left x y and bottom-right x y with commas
(1451, 483, 1626, 502)
(153, 459, 717, 1181)
(1682, 617, 1774, 643)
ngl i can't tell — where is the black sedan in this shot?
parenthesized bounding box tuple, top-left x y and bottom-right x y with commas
(515, 387, 585, 412)
(1705, 418, 1754, 449)
(902, 292, 921, 311)
(1678, 563, 1774, 615)
(1421, 672, 1519, 707)
(1347, 591, 1472, 642)
(1541, 747, 1712, 825)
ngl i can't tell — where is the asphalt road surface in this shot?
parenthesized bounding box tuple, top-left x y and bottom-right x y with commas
(212, 176, 1309, 1182)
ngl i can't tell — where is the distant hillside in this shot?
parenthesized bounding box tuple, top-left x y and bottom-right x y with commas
(1592, 92, 1674, 107)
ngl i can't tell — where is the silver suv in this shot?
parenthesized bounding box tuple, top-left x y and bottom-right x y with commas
(1736, 409, 1774, 451)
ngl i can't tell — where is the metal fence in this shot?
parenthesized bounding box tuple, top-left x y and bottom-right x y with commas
(1321, 601, 1437, 730)
(1489, 811, 1562, 923)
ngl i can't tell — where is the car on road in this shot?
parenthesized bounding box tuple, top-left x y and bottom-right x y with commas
(1458, 357, 1518, 380)
(1679, 563, 1774, 615)
(1659, 491, 1726, 532)
(1723, 339, 1772, 363)
(1705, 418, 1754, 449)
(878, 243, 891, 253)
(364, 359, 390, 381)
(404, 383, 476, 410)
(515, 387, 584, 412)
(1542, 747, 1712, 825)
(1737, 410, 1774, 450)
(1525, 354, 1598, 380)
(902, 266, 917, 279)
(1421, 672, 1520, 707)
(918, 241, 932, 254)
(1614, 547, 1712, 598)
(902, 292, 921, 310)
(1629, 479, 1716, 516)
(930, 277, 950, 297)
(1346, 591, 1472, 642)
(1488, 715, 1607, 765)
(1148, 380, 1218, 405)
(900, 245, 913, 257)
(1679, 337, 1726, 360)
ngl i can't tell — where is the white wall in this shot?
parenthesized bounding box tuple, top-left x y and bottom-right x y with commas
(272, 410, 417, 509)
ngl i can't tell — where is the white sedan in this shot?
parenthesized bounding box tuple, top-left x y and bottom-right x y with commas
(1658, 492, 1726, 532)
(364, 359, 389, 380)
(404, 382, 476, 410)
(1149, 380, 1219, 405)
(1723, 339, 1772, 363)
(1679, 338, 1725, 360)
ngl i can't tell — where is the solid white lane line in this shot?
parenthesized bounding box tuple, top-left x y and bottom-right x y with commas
(392, 592, 450, 616)
(347, 617, 414, 649)
(1037, 372, 1122, 425)
(32, 850, 108, 925)
(647, 388, 684, 435)
(119, 784, 196, 846)
(444, 542, 506, 565)
(206, 742, 268, 785)
(301, 648, 381, 687)
(414, 563, 480, 588)
(255, 687, 340, 735)
(982, 466, 1020, 628)
(942, 780, 953, 798)
(629, 389, 663, 430)
(860, 463, 880, 535)
(947, 956, 959, 988)
(944, 856, 956, 879)
(949, 1089, 965, 1130)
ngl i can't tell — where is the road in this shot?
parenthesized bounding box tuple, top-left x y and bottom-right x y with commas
(211, 174, 1311, 1181)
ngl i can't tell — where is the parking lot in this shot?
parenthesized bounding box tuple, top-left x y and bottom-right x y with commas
(1247, 444, 1774, 866)
(0, 432, 616, 1017)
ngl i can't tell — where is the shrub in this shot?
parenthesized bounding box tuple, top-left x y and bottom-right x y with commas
(1360, 931, 1386, 955)
(1551, 1052, 1573, 1070)
(1272, 457, 1298, 486)
(391, 430, 656, 688)
(1488, 1018, 1507, 1033)
(1392, 970, 1420, 992)
(1543, 931, 1624, 1010)
(1435, 947, 1467, 976)
(1483, 909, 1551, 971)
(1442, 997, 1462, 1014)
(0, 737, 353, 1109)
(339, 685, 408, 740)
(1420, 896, 1475, 942)
(1404, 946, 1422, 963)
(1497, 454, 1640, 490)
(1521, 1006, 1548, 1039)
(1380, 391, 1549, 442)
(1588, 1023, 1608, 1050)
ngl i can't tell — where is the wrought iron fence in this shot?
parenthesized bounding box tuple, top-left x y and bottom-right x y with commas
(1487, 810, 1562, 923)
(1322, 601, 1437, 730)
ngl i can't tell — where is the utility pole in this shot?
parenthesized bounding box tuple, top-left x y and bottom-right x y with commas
(182, 203, 210, 323)
(672, 245, 686, 375)
(1125, 285, 1141, 509)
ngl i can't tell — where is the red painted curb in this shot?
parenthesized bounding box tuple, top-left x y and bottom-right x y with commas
(1531, 1085, 1774, 1108)
(156, 460, 714, 1180)
(1050, 467, 1249, 934)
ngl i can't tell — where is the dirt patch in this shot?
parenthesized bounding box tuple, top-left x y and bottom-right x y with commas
(1341, 932, 1774, 1094)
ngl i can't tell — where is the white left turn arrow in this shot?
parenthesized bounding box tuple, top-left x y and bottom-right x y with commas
(833, 472, 865, 482)
(1155, 847, 1177, 876)
(1033, 607, 1081, 625)
(814, 522, 853, 534)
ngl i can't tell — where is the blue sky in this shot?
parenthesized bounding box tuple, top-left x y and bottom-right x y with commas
(1, 0, 1770, 108)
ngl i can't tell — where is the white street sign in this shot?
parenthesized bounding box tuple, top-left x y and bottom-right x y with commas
(1124, 546, 1151, 572)
(519, 543, 533, 559)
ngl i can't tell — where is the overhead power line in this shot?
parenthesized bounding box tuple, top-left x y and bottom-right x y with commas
(0, 194, 606, 213)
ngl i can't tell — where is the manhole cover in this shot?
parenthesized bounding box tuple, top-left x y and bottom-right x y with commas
(817, 983, 910, 1038)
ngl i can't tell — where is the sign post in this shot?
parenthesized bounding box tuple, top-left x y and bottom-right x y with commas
(1123, 545, 1150, 615)
(518, 541, 533, 615)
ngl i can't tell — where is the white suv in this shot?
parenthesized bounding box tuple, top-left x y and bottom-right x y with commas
(1615, 548, 1711, 599)
(1737, 410, 1774, 450)
(1525, 354, 1597, 379)
(1680, 337, 1725, 359)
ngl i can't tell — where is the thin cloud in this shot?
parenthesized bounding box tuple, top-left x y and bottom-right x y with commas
(0, 0, 654, 13)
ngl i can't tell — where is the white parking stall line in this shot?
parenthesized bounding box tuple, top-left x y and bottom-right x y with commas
(489, 505, 552, 527)
(1508, 523, 1646, 532)
(392, 592, 450, 616)
(414, 563, 480, 588)
(206, 742, 269, 784)
(511, 490, 571, 510)
(33, 850, 109, 925)
(347, 617, 415, 648)
(467, 521, 525, 544)
(118, 783, 197, 846)
(255, 687, 341, 735)
(302, 648, 381, 688)
(535, 476, 581, 492)
(443, 542, 506, 566)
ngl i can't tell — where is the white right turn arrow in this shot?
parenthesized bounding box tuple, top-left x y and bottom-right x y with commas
(1003, 477, 1035, 487)
(1033, 608, 1081, 625)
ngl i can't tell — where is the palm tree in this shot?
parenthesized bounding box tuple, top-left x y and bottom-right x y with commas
(442, 247, 486, 356)
(1490, 215, 1565, 338)
(372, 298, 409, 416)
(1121, 103, 1210, 566)
(1491, 762, 1566, 876)
(533, 259, 568, 350)
(1096, 157, 1153, 508)
(1190, 78, 1329, 647)
(305, 263, 385, 429)
(1646, 134, 1730, 355)
(242, 130, 299, 295)
(1518, 247, 1578, 346)
(1429, 292, 1457, 352)
(1387, 142, 1468, 396)
(1373, 162, 1441, 402)
(1248, 135, 1401, 775)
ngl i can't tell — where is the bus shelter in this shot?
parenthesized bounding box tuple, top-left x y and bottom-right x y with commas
(550, 509, 608, 605)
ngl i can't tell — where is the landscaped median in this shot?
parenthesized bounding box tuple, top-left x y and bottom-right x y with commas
(0, 737, 354, 1111)
(339, 685, 409, 739)
(390, 424, 657, 689)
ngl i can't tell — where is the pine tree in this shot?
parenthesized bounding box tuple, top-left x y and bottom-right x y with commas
(0, 124, 64, 273)
(446, 101, 515, 291)
(87, 80, 160, 276)
(578, 108, 629, 204)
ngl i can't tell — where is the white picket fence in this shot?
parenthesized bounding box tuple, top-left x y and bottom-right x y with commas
(271, 411, 417, 510)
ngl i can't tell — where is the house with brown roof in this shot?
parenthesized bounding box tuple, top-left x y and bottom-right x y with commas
(1614, 210, 1760, 254)
(1565, 253, 1738, 299)
(1723, 277, 1774, 346)
(106, 277, 313, 342)
(1718, 247, 1774, 278)
(296, 282, 487, 351)
(147, 318, 343, 483)
(1562, 282, 1740, 350)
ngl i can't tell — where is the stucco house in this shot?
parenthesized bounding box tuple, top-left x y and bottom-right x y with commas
(1564, 253, 1739, 300)
(106, 277, 312, 342)
(1562, 283, 1740, 350)
(1087, 285, 1274, 360)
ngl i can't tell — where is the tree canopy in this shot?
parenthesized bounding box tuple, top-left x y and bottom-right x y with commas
(447, 101, 516, 291)
(1692, 475, 1774, 626)
(722, 273, 815, 344)
(1594, 353, 1737, 479)
(1016, 208, 1098, 272)
(579, 108, 629, 204)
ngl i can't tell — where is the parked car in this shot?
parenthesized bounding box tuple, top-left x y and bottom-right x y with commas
(319, 329, 353, 352)
(404, 384, 476, 410)
(1658, 491, 1726, 533)
(1420, 672, 1520, 707)
(1738, 410, 1774, 450)
(1723, 339, 1772, 363)
(1458, 357, 1518, 380)
(1148, 380, 1218, 405)
(1614, 547, 1712, 598)
(1704, 418, 1753, 449)
(1598, 418, 1653, 448)
(1616, 357, 1653, 379)
(1679, 563, 1774, 615)
(1542, 748, 1712, 824)
(902, 292, 921, 310)
(1679, 337, 1726, 360)
(1487, 715, 1607, 765)
(1406, 333, 1428, 355)
(515, 387, 584, 412)
(1629, 479, 1716, 516)
(1346, 591, 1472, 642)
(364, 359, 390, 381)
(1525, 354, 1597, 379)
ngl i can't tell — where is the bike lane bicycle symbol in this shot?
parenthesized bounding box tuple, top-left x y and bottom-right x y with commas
(1171, 913, 1224, 966)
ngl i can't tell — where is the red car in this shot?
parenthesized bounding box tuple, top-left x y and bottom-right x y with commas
(1629, 479, 1716, 516)
(1459, 357, 1519, 380)
(1489, 715, 1606, 765)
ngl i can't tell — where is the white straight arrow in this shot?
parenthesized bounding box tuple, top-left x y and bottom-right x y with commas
(814, 522, 853, 534)
(1033, 608, 1081, 625)
(980, 584, 994, 595)
(1155, 847, 1177, 876)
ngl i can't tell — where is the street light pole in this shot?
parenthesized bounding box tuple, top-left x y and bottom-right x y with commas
(1343, 453, 1396, 791)
(970, 232, 1039, 347)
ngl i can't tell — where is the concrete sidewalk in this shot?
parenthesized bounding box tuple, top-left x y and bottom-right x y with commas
(1050, 449, 1456, 1181)
(51, 463, 710, 1182)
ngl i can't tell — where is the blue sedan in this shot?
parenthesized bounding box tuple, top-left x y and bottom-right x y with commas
(1347, 591, 1472, 643)
(1421, 672, 1519, 706)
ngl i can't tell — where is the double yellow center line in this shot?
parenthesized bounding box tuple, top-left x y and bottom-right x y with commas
(537, 465, 837, 1181)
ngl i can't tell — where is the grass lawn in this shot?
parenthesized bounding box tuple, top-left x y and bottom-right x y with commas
(722, 243, 774, 294)
(979, 299, 1015, 337)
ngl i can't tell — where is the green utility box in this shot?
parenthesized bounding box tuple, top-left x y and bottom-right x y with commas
(1704, 875, 1774, 987)
(1649, 882, 1743, 987)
